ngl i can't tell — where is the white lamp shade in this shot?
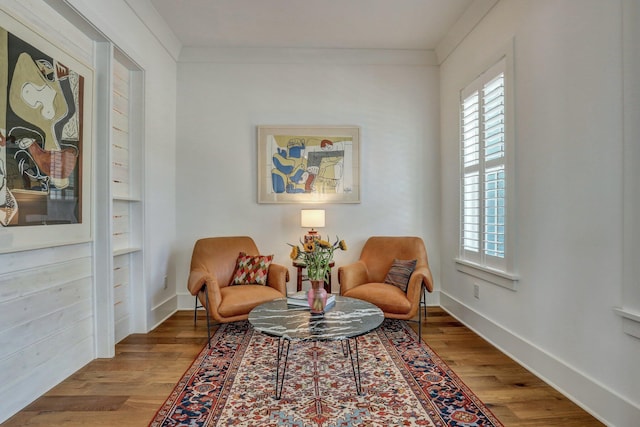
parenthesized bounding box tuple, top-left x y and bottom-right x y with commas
(301, 209, 325, 228)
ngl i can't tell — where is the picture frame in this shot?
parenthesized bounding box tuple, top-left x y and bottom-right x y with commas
(257, 125, 360, 204)
(0, 10, 93, 253)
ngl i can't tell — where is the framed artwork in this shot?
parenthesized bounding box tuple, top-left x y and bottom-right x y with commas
(0, 10, 93, 253)
(257, 125, 360, 204)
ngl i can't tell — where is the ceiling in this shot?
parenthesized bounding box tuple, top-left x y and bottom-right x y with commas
(148, 0, 473, 50)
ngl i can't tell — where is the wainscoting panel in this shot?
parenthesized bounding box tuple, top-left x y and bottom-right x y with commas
(0, 288, 92, 358)
(0, 251, 94, 422)
(0, 319, 94, 423)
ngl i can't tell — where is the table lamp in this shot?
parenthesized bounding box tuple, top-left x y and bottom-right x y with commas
(301, 209, 325, 243)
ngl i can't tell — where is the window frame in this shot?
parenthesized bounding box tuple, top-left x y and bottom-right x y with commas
(455, 47, 518, 290)
(615, 0, 640, 339)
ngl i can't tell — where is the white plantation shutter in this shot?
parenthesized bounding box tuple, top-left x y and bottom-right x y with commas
(460, 59, 507, 270)
(461, 90, 480, 258)
(482, 72, 505, 261)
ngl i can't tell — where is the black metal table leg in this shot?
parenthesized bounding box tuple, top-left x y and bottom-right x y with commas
(340, 340, 348, 357)
(345, 337, 364, 395)
(274, 337, 291, 399)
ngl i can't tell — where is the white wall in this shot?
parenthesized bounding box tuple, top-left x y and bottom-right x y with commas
(65, 0, 179, 331)
(0, 0, 178, 422)
(439, 1, 640, 425)
(174, 49, 441, 302)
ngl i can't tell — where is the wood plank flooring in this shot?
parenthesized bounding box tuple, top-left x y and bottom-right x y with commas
(2, 307, 604, 426)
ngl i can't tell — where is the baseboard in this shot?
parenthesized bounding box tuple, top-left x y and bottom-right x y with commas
(439, 292, 640, 427)
(177, 291, 199, 311)
(149, 295, 178, 331)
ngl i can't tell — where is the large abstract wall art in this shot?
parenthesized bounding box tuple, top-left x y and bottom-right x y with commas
(0, 11, 93, 252)
(257, 126, 360, 204)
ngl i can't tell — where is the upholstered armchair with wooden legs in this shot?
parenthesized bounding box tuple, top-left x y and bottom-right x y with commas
(187, 236, 289, 344)
(338, 236, 434, 339)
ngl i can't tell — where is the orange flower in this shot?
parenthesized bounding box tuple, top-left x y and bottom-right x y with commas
(317, 239, 331, 249)
(303, 241, 315, 253)
(287, 236, 347, 281)
(289, 246, 299, 260)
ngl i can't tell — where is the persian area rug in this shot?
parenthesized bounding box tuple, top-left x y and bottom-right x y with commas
(150, 320, 503, 427)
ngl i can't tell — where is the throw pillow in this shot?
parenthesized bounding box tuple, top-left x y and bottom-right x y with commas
(231, 252, 274, 286)
(384, 259, 417, 292)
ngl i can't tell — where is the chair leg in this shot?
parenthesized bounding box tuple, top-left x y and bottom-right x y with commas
(418, 301, 422, 343)
(194, 295, 199, 326)
(421, 285, 427, 321)
(202, 285, 212, 348)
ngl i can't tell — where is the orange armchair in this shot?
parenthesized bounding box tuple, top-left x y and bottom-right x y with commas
(188, 236, 289, 343)
(338, 236, 433, 339)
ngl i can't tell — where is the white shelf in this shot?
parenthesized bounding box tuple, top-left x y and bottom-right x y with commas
(113, 247, 142, 256)
(113, 195, 142, 202)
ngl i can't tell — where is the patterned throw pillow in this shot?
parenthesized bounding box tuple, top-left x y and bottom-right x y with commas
(384, 259, 417, 292)
(231, 252, 274, 285)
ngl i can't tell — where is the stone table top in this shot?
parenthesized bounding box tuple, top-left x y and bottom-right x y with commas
(248, 296, 384, 341)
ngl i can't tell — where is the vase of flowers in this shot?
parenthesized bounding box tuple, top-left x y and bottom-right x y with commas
(308, 280, 327, 314)
(289, 237, 347, 314)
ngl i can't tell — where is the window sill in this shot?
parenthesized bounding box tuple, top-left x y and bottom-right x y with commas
(454, 258, 519, 290)
(613, 308, 640, 340)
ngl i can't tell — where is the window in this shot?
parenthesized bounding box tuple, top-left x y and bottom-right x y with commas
(456, 57, 517, 289)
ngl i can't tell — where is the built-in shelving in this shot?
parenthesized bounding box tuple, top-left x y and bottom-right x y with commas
(109, 50, 144, 345)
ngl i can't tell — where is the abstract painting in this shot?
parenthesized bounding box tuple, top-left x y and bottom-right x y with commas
(0, 11, 93, 252)
(257, 125, 360, 203)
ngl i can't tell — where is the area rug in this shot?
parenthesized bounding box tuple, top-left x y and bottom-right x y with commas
(150, 320, 503, 426)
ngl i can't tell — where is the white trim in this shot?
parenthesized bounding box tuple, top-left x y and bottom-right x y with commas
(614, 307, 640, 323)
(177, 291, 197, 310)
(614, 307, 640, 339)
(179, 47, 437, 66)
(151, 294, 177, 312)
(436, 0, 499, 64)
(454, 258, 518, 290)
(440, 292, 639, 427)
(458, 40, 516, 279)
(148, 294, 177, 331)
(149, 308, 177, 332)
(122, 0, 182, 61)
(621, 0, 640, 339)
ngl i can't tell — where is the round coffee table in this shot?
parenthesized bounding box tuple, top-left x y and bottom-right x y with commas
(248, 296, 384, 399)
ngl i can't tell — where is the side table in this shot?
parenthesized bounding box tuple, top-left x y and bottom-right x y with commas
(293, 260, 334, 293)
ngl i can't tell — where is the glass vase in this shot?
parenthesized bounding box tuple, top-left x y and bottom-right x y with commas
(307, 280, 328, 314)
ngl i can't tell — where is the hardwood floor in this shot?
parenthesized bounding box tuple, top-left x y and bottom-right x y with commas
(423, 308, 604, 426)
(2, 307, 604, 426)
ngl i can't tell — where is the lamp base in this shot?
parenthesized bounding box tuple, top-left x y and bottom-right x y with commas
(304, 229, 320, 243)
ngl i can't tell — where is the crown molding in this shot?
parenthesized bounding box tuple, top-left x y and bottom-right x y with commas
(123, 0, 182, 61)
(435, 0, 499, 64)
(179, 47, 437, 66)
